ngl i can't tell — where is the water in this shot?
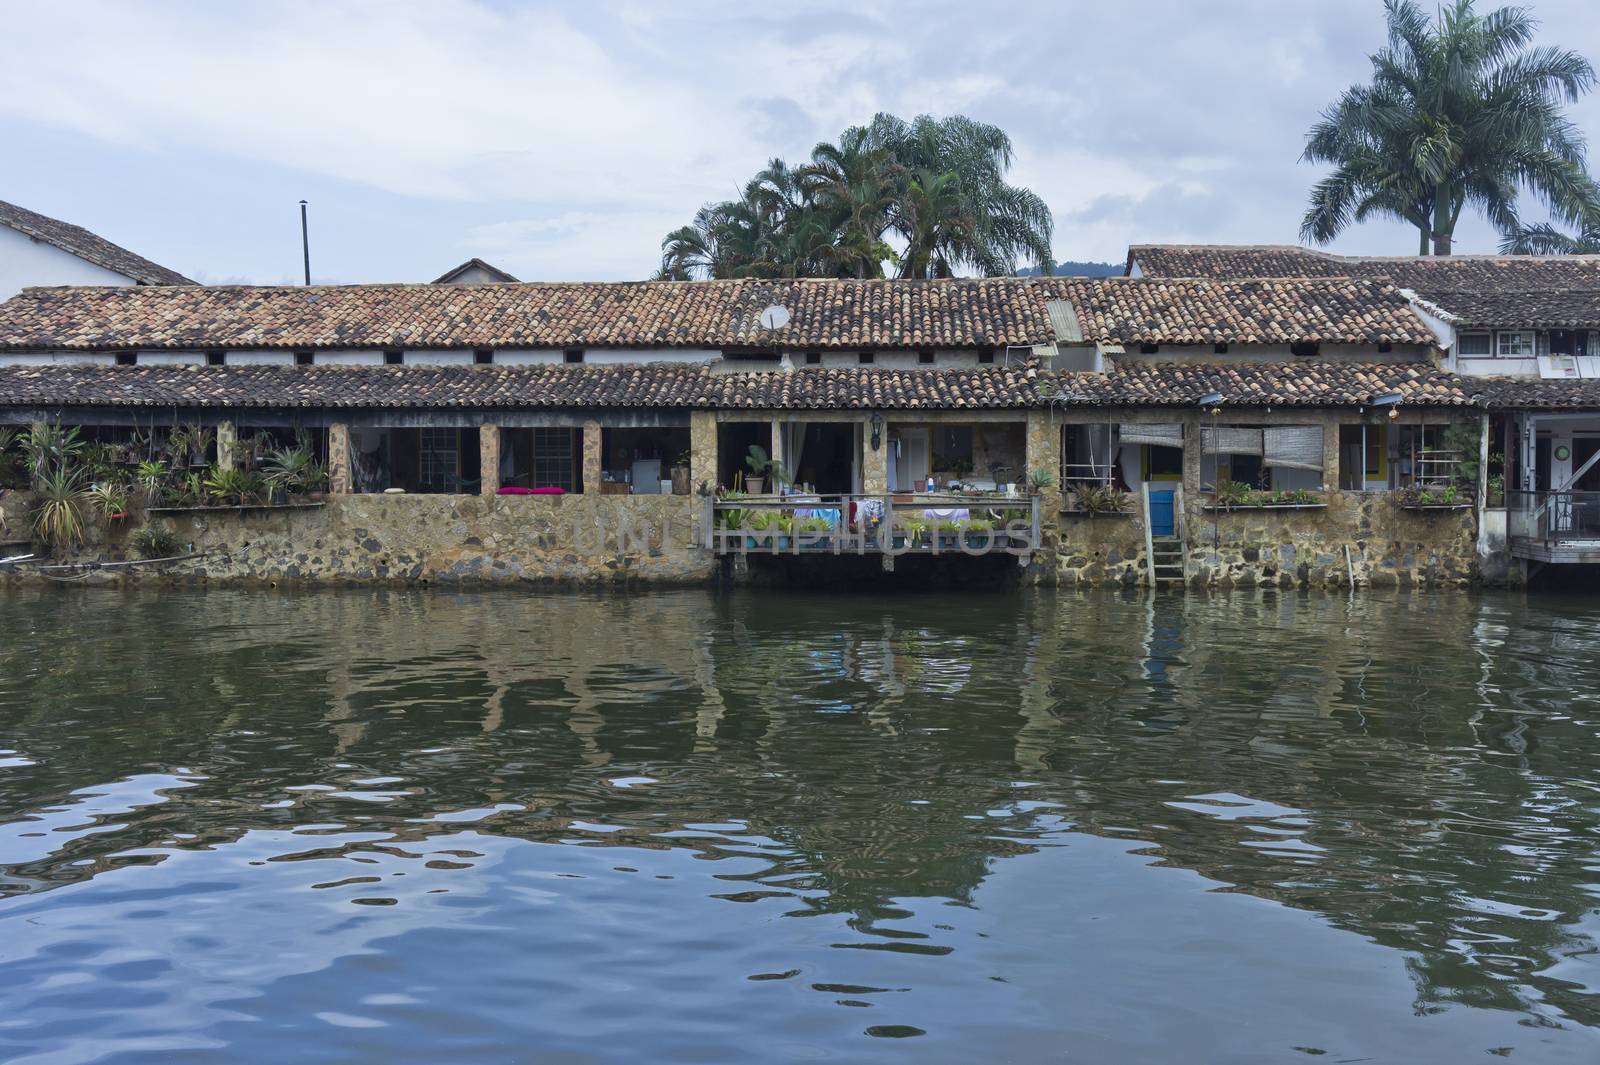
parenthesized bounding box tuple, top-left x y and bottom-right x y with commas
(1, 588, 1598, 1064)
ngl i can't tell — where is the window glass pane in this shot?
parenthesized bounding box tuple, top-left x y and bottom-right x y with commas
(1456, 332, 1491, 356)
(419, 428, 459, 491)
(533, 428, 575, 491)
(1497, 332, 1533, 357)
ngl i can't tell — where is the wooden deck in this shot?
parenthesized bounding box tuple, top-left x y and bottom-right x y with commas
(1510, 537, 1600, 565)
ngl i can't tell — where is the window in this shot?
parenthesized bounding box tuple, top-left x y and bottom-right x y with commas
(804, 351, 821, 365)
(564, 349, 584, 364)
(532, 428, 576, 491)
(1139, 343, 1160, 355)
(384, 350, 403, 365)
(977, 347, 995, 365)
(115, 352, 136, 366)
(206, 351, 225, 366)
(1290, 341, 1321, 358)
(1497, 331, 1534, 357)
(1456, 332, 1491, 356)
(1142, 444, 1183, 481)
(474, 348, 493, 365)
(1213, 343, 1229, 355)
(1337, 424, 1388, 489)
(1378, 342, 1393, 354)
(932, 426, 974, 476)
(418, 428, 460, 491)
(294, 351, 314, 366)
(858, 350, 875, 365)
(917, 349, 935, 365)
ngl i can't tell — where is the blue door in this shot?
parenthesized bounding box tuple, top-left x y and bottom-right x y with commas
(1149, 490, 1175, 537)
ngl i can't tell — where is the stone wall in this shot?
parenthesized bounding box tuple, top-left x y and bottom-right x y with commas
(2, 494, 716, 587)
(1048, 490, 1479, 588)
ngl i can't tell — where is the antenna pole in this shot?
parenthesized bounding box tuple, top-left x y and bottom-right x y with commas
(299, 200, 311, 285)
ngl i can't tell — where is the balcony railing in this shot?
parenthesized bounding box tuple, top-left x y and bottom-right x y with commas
(1507, 490, 1600, 542)
(706, 492, 1041, 556)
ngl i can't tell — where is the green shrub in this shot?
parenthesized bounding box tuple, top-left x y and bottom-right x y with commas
(130, 525, 180, 559)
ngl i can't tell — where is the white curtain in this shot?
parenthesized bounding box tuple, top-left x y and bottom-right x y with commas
(781, 421, 807, 487)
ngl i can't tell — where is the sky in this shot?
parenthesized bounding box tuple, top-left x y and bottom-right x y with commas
(4, 0, 1600, 285)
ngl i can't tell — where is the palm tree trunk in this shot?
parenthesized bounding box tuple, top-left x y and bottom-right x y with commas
(1431, 186, 1454, 255)
(1417, 225, 1429, 255)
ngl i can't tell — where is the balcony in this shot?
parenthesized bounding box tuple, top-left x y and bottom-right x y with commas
(1508, 491, 1600, 564)
(706, 492, 1041, 557)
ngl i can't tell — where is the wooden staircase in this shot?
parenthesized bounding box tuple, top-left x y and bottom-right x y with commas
(1150, 536, 1186, 586)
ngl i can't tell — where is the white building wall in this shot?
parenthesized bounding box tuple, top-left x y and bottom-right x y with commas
(402, 350, 474, 366)
(136, 352, 205, 366)
(0, 351, 116, 367)
(225, 351, 295, 366)
(0, 224, 135, 301)
(314, 350, 385, 366)
(1117, 342, 1429, 364)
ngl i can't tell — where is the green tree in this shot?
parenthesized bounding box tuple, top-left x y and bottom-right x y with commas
(1500, 217, 1600, 253)
(1301, 0, 1600, 255)
(656, 113, 1053, 280)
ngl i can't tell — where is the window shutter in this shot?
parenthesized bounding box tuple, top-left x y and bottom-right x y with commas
(1117, 423, 1183, 448)
(1263, 426, 1324, 471)
(1199, 427, 1262, 455)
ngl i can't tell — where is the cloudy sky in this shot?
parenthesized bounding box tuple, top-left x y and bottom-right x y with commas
(4, 0, 1599, 284)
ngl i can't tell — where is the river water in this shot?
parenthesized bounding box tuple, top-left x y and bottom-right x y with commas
(0, 587, 1597, 1064)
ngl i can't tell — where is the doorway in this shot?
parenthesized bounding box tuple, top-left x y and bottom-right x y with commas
(889, 427, 930, 490)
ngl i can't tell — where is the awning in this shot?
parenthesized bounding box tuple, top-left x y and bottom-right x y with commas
(1200, 426, 1262, 455)
(1263, 426, 1324, 471)
(1118, 423, 1183, 448)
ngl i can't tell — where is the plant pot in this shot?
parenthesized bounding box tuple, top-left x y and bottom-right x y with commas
(671, 467, 691, 496)
(746, 477, 765, 495)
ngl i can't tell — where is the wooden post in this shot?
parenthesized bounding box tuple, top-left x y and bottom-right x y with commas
(328, 422, 352, 494)
(479, 424, 501, 497)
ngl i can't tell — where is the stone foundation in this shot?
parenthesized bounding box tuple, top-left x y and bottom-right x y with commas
(0, 487, 1492, 589)
(1052, 490, 1480, 588)
(2, 494, 715, 587)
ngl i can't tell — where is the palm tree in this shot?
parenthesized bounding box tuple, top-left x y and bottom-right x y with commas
(1500, 218, 1600, 254)
(656, 113, 1053, 279)
(1301, 0, 1600, 255)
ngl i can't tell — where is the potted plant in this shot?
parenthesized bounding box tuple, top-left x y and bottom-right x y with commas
(1070, 484, 1131, 516)
(744, 444, 787, 495)
(88, 481, 131, 523)
(744, 509, 774, 549)
(962, 517, 995, 548)
(1026, 466, 1055, 496)
(795, 515, 832, 548)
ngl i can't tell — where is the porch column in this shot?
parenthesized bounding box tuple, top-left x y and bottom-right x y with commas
(1182, 412, 1204, 506)
(216, 420, 237, 471)
(1024, 410, 1062, 516)
(479, 424, 501, 497)
(328, 422, 353, 495)
(769, 418, 785, 478)
(581, 419, 602, 494)
(862, 413, 888, 496)
(1322, 412, 1342, 491)
(689, 410, 717, 494)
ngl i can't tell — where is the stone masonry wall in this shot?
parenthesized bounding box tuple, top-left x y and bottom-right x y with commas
(1, 494, 715, 587)
(1051, 490, 1479, 588)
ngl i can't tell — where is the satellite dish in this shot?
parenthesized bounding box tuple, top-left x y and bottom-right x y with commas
(757, 304, 791, 330)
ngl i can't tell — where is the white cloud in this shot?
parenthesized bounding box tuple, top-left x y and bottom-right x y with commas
(3, 0, 1598, 279)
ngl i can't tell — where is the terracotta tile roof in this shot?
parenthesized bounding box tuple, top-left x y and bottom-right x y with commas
(1129, 244, 1600, 328)
(1041, 277, 1435, 345)
(1055, 361, 1476, 407)
(1469, 376, 1600, 410)
(0, 361, 1482, 411)
(0, 199, 194, 286)
(0, 275, 1437, 352)
(0, 363, 1045, 411)
(0, 279, 1054, 352)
